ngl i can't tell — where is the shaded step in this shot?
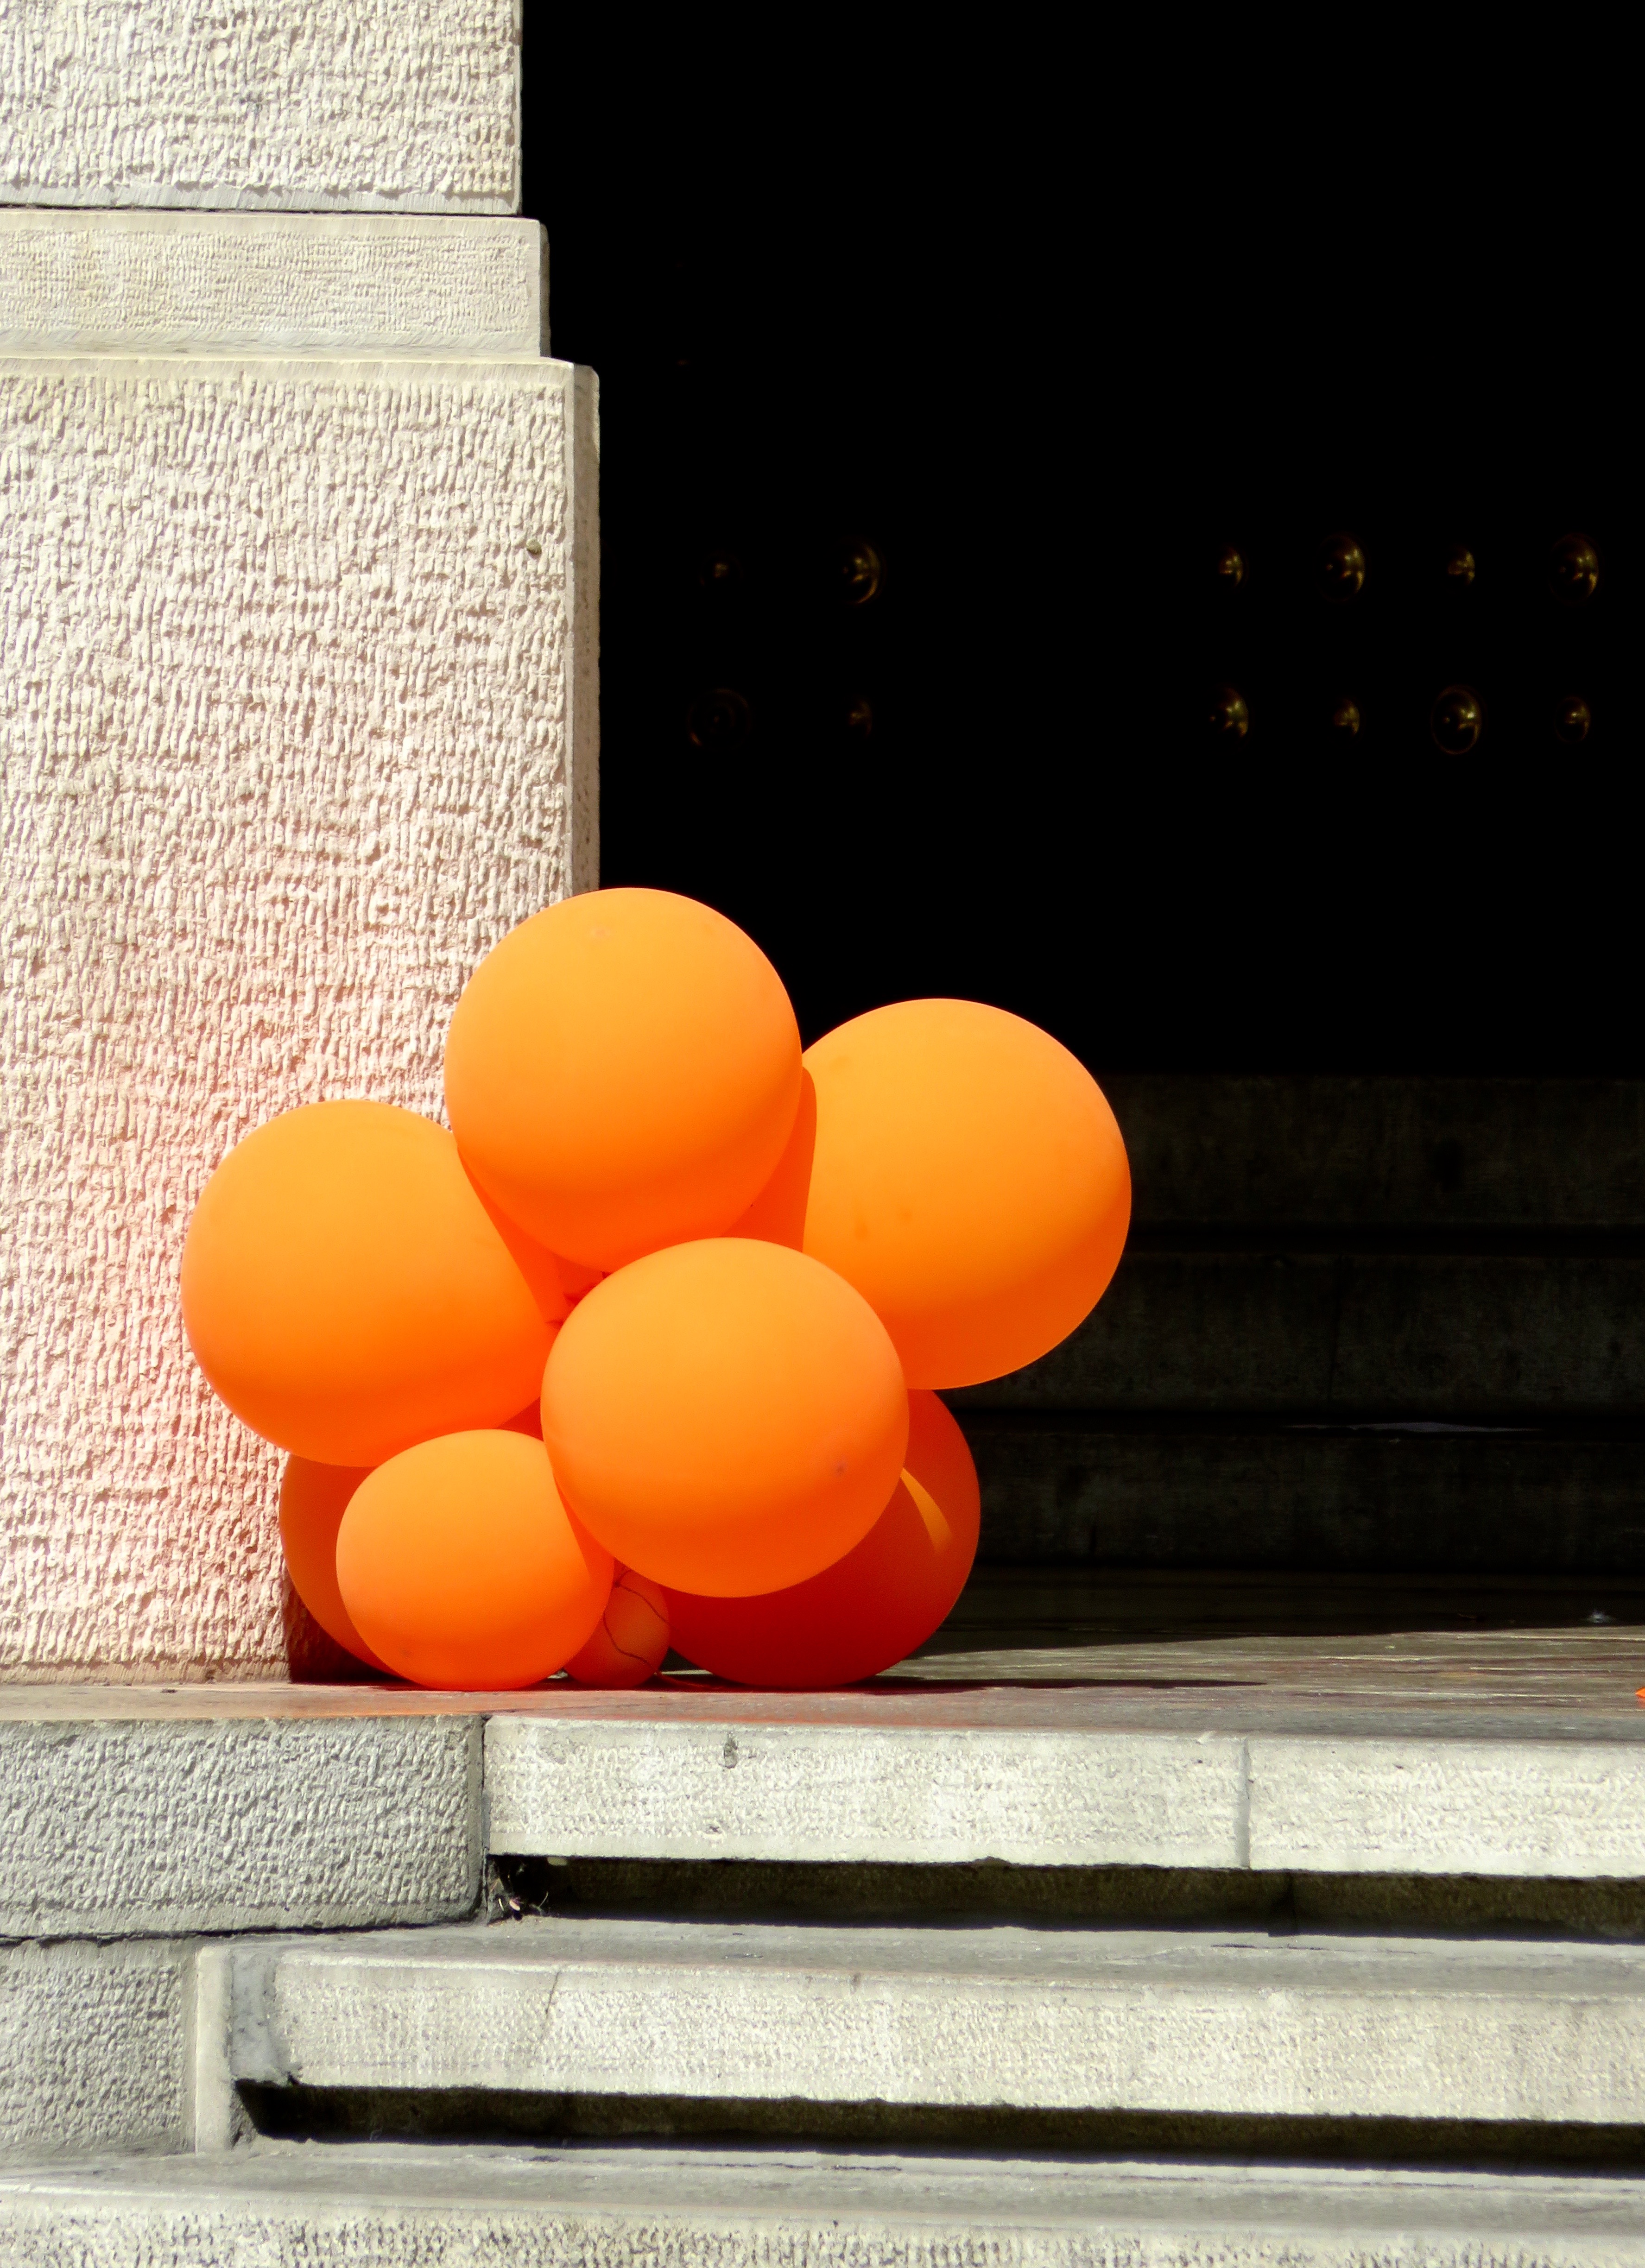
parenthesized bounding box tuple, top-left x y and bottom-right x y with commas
(8, 2145, 1645, 2268)
(960, 1418, 1645, 1570)
(1106, 1075, 1645, 1231)
(228, 1918, 1645, 2135)
(952, 1251, 1645, 1417)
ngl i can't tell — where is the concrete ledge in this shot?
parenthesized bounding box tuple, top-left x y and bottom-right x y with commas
(0, 212, 545, 358)
(234, 1919, 1645, 2127)
(0, 1717, 482, 1935)
(7, 1693, 1645, 1895)
(5, 2147, 1645, 2268)
(1251, 1736, 1645, 1880)
(485, 1716, 1247, 1867)
(488, 1713, 1645, 1883)
(0, 1941, 190, 2161)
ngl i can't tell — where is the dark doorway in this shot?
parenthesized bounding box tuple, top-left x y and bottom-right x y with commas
(522, 67, 1645, 1623)
(522, 87, 1636, 1081)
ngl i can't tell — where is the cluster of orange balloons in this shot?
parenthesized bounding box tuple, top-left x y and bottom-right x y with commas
(182, 890, 1129, 1690)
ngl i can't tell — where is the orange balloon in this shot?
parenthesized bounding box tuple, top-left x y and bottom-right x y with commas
(182, 1101, 554, 1464)
(726, 1067, 816, 1246)
(666, 1390, 980, 1687)
(467, 1179, 606, 1323)
(336, 1430, 612, 1690)
(278, 1457, 390, 1674)
(542, 1238, 908, 1595)
(800, 1000, 1131, 1388)
(445, 888, 802, 1271)
(565, 1566, 671, 1687)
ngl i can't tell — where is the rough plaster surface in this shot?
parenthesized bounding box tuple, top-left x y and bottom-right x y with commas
(0, 1717, 482, 1933)
(0, 354, 597, 1680)
(0, 1939, 190, 2160)
(6, 2151, 1645, 2268)
(0, 0, 519, 213)
(0, 212, 546, 358)
(240, 1919, 1645, 2123)
(1250, 1736, 1645, 1879)
(486, 1719, 1248, 1868)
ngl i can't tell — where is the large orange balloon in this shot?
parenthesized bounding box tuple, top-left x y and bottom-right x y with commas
(336, 1430, 612, 1689)
(565, 1566, 671, 1687)
(667, 1390, 980, 1687)
(182, 1101, 554, 1464)
(800, 1000, 1131, 1388)
(542, 1238, 908, 1595)
(278, 1456, 389, 1674)
(444, 888, 802, 1271)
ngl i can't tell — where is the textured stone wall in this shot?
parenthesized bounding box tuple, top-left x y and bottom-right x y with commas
(0, 211, 546, 357)
(0, 354, 596, 1678)
(0, 1940, 192, 2159)
(0, 0, 586, 1681)
(0, 0, 591, 1681)
(0, 0, 519, 213)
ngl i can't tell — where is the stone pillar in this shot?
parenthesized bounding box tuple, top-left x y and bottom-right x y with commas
(0, 5, 598, 1680)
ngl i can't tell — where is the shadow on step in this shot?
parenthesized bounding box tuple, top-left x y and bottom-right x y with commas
(238, 2084, 1645, 2172)
(921, 1565, 1645, 1649)
(487, 1855, 1645, 1941)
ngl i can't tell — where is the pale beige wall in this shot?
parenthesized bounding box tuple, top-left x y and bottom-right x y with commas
(0, 19, 597, 1680)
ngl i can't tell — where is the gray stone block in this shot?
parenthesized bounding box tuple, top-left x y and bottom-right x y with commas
(0, 212, 546, 357)
(485, 1715, 1246, 1868)
(0, 1940, 190, 2161)
(233, 1918, 1645, 2127)
(5, 2147, 1645, 2268)
(0, 1716, 482, 1934)
(0, 0, 519, 214)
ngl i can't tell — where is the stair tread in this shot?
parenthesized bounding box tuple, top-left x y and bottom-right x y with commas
(9, 2150, 1643, 2259)
(254, 1914, 1645, 1988)
(232, 1920, 1645, 2129)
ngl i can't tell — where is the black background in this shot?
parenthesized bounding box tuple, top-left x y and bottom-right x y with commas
(520, 63, 1635, 1079)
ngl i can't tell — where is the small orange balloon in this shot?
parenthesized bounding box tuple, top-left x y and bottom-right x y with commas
(336, 1429, 612, 1690)
(801, 1000, 1131, 1387)
(667, 1390, 980, 1687)
(565, 1566, 671, 1687)
(182, 1101, 554, 1464)
(278, 1456, 390, 1674)
(445, 888, 802, 1271)
(542, 1237, 908, 1596)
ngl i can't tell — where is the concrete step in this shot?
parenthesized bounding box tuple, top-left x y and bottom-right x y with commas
(9, 1674, 1645, 1946)
(487, 1687, 1645, 1883)
(228, 1917, 1645, 2135)
(8, 2145, 1645, 2268)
